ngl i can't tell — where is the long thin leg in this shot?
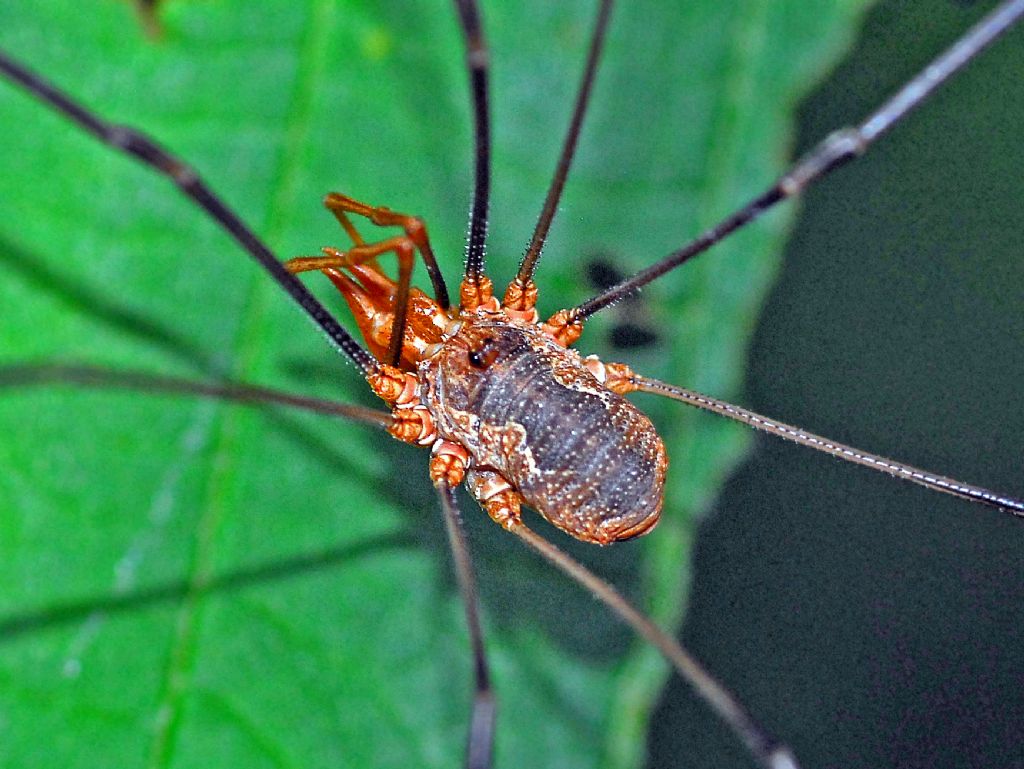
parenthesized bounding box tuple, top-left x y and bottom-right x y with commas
(0, 531, 412, 641)
(0, 362, 393, 428)
(507, 520, 798, 769)
(621, 370, 1024, 518)
(436, 481, 496, 769)
(0, 51, 377, 375)
(452, 0, 492, 302)
(506, 0, 614, 307)
(570, 0, 1024, 321)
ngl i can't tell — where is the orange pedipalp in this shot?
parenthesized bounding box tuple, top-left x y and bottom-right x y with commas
(322, 262, 448, 370)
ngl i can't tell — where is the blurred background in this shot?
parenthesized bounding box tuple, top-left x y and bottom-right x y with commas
(651, 1, 1024, 767)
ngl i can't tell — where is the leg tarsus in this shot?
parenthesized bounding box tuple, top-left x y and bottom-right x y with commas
(466, 688, 496, 769)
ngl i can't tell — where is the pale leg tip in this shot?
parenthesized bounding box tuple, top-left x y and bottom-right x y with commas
(768, 747, 801, 769)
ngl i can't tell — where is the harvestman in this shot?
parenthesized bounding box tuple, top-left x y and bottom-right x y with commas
(2, 1, 1023, 767)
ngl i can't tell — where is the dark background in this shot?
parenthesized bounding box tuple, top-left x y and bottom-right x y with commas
(650, 1, 1024, 767)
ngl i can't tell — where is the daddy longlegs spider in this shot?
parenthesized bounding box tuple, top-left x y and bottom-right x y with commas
(1, 1, 1022, 768)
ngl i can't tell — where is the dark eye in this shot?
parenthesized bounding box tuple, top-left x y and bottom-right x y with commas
(468, 337, 498, 369)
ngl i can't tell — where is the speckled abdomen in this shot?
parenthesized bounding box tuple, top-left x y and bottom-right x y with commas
(421, 317, 667, 544)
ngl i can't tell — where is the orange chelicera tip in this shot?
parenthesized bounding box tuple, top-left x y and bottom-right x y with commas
(321, 262, 449, 370)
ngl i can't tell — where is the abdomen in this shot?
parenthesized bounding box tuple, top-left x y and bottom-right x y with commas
(421, 319, 667, 544)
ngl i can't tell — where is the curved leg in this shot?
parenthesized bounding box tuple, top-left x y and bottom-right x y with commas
(0, 361, 391, 427)
(569, 0, 1024, 322)
(506, 519, 799, 769)
(0, 51, 376, 374)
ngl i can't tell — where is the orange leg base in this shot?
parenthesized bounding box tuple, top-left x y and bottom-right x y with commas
(430, 453, 467, 488)
(429, 440, 470, 487)
(481, 492, 523, 531)
(603, 361, 635, 394)
(502, 278, 538, 312)
(467, 469, 524, 531)
(460, 275, 497, 313)
(540, 309, 584, 347)
(388, 407, 436, 445)
(368, 365, 414, 404)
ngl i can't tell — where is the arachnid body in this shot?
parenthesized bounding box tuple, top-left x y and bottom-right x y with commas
(418, 316, 667, 544)
(1, 1, 1022, 768)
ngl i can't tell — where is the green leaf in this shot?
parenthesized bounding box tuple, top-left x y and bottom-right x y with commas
(0, 2, 871, 768)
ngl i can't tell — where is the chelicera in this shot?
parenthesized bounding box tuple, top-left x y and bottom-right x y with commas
(2, 1, 1024, 768)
